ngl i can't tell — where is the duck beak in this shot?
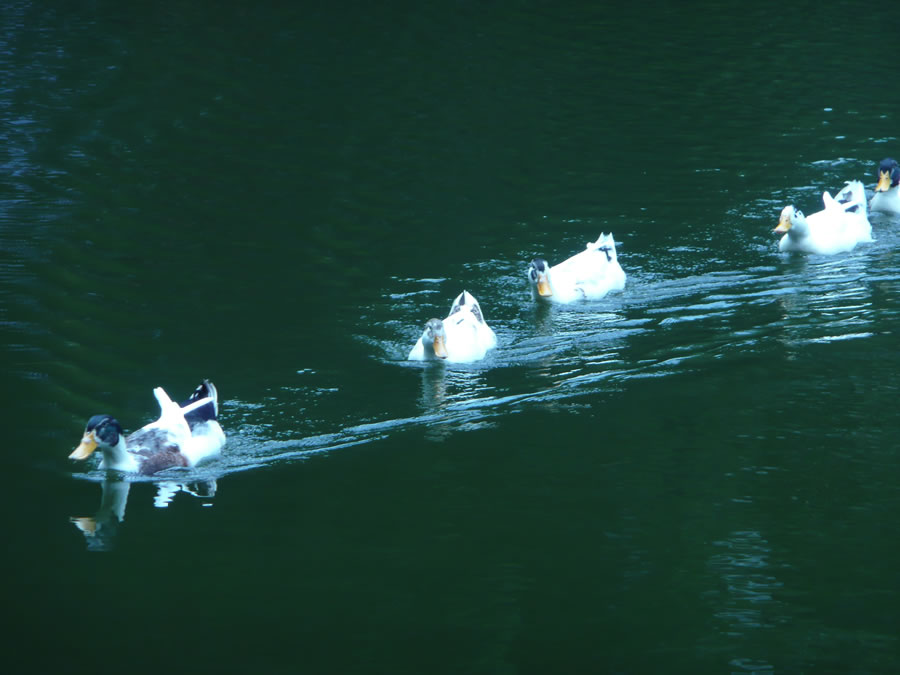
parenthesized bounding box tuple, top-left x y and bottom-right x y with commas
(774, 214, 791, 234)
(433, 335, 448, 359)
(536, 278, 552, 297)
(70, 517, 98, 535)
(70, 431, 98, 460)
(876, 170, 892, 192)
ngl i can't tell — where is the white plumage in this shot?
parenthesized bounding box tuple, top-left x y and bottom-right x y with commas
(774, 181, 873, 255)
(408, 291, 497, 363)
(527, 233, 626, 303)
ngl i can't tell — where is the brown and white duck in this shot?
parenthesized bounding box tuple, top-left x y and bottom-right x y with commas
(69, 380, 225, 475)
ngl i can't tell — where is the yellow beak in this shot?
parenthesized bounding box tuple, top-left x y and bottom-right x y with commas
(876, 170, 892, 192)
(70, 431, 98, 460)
(433, 335, 448, 359)
(537, 279, 552, 297)
(774, 214, 791, 234)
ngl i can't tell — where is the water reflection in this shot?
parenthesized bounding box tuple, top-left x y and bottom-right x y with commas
(707, 529, 785, 635)
(529, 300, 556, 337)
(418, 363, 450, 410)
(417, 363, 495, 441)
(70, 476, 218, 552)
(773, 253, 877, 351)
(154, 479, 217, 507)
(70, 479, 130, 553)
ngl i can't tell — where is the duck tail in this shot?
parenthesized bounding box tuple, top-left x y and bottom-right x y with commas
(588, 232, 617, 248)
(448, 290, 485, 323)
(181, 379, 219, 427)
(835, 180, 867, 216)
(449, 290, 470, 311)
(589, 232, 618, 261)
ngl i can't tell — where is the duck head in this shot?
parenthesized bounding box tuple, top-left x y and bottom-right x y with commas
(875, 158, 899, 192)
(70, 415, 124, 460)
(774, 205, 807, 235)
(421, 318, 448, 359)
(527, 258, 552, 297)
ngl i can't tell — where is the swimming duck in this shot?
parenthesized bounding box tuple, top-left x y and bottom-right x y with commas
(69, 380, 225, 475)
(408, 290, 497, 363)
(870, 158, 900, 215)
(774, 180, 873, 255)
(527, 233, 626, 303)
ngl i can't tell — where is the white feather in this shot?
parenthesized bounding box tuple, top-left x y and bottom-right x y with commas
(776, 181, 873, 255)
(528, 232, 627, 304)
(408, 290, 497, 363)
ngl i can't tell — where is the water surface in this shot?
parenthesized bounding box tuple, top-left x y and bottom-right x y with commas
(3, 1, 900, 673)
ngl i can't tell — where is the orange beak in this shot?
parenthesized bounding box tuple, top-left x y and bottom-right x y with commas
(774, 214, 791, 234)
(432, 335, 448, 359)
(69, 431, 98, 460)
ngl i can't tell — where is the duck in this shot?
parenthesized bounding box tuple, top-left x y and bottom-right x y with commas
(408, 290, 497, 363)
(774, 180, 873, 255)
(527, 233, 626, 303)
(69, 380, 225, 475)
(870, 158, 900, 215)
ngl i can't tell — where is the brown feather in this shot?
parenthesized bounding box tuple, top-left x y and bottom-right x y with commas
(137, 447, 189, 475)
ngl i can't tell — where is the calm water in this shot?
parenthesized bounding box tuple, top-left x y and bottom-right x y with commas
(4, 1, 900, 672)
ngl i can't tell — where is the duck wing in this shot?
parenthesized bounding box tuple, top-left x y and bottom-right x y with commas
(832, 180, 867, 215)
(123, 425, 189, 475)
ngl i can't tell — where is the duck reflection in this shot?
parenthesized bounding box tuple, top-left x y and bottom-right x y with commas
(529, 299, 555, 337)
(418, 362, 450, 409)
(70, 479, 130, 552)
(774, 253, 875, 352)
(71, 477, 217, 552)
(417, 363, 488, 410)
(154, 478, 217, 507)
(417, 364, 493, 441)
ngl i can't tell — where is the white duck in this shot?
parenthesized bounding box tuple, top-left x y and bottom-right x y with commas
(774, 180, 873, 255)
(527, 233, 626, 304)
(69, 380, 225, 475)
(870, 158, 900, 215)
(408, 290, 497, 363)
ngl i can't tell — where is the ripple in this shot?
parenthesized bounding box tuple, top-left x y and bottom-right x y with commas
(35, 225, 900, 481)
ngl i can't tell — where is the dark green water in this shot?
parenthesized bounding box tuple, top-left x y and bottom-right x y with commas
(4, 1, 900, 672)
